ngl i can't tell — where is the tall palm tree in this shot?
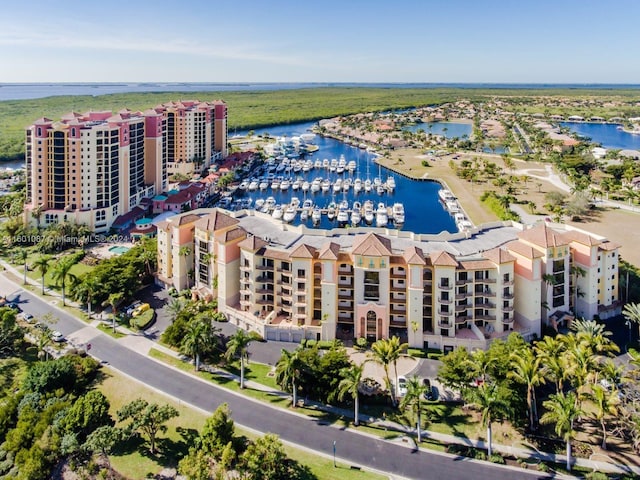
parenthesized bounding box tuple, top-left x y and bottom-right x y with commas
(15, 248, 28, 285)
(32, 255, 51, 295)
(535, 335, 566, 393)
(50, 255, 75, 306)
(369, 338, 395, 406)
(467, 383, 510, 457)
(181, 319, 210, 371)
(337, 363, 364, 426)
(586, 384, 619, 450)
(178, 246, 192, 289)
(540, 391, 582, 471)
(623, 303, 640, 340)
(167, 298, 185, 322)
(399, 376, 428, 443)
(103, 292, 125, 333)
(225, 329, 261, 389)
(509, 347, 544, 430)
(275, 348, 301, 408)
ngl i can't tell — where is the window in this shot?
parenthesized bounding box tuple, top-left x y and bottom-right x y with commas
(441, 291, 449, 301)
(297, 269, 305, 278)
(503, 273, 510, 282)
(364, 271, 380, 301)
(440, 277, 450, 288)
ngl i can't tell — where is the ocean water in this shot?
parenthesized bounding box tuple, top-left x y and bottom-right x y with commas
(234, 122, 458, 235)
(560, 122, 640, 150)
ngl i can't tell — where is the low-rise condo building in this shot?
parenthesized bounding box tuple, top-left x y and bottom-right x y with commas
(156, 208, 621, 351)
(24, 100, 227, 232)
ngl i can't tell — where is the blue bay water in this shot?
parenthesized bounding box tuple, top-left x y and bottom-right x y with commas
(235, 122, 458, 235)
(403, 121, 472, 139)
(560, 122, 640, 150)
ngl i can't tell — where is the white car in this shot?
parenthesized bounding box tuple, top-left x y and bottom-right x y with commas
(51, 331, 65, 343)
(396, 376, 408, 398)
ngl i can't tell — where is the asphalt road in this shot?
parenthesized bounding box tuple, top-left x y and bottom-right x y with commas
(2, 279, 547, 480)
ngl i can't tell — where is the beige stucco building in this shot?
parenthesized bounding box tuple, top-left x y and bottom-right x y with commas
(156, 208, 621, 350)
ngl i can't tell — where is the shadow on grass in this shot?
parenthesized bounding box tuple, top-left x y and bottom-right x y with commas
(112, 434, 190, 469)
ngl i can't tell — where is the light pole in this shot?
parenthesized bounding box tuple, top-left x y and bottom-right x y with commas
(626, 320, 632, 352)
(333, 440, 336, 468)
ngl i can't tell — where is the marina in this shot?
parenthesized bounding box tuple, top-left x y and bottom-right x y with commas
(218, 121, 460, 234)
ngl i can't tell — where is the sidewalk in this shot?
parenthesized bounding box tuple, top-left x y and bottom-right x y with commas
(2, 258, 639, 476)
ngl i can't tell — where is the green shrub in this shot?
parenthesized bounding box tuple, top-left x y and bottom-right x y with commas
(299, 338, 307, 348)
(213, 312, 227, 322)
(427, 352, 443, 360)
(355, 337, 368, 350)
(407, 348, 427, 358)
(317, 340, 336, 350)
(473, 449, 487, 461)
(537, 462, 549, 473)
(131, 309, 155, 330)
(489, 454, 505, 464)
(585, 473, 608, 480)
(305, 339, 317, 348)
(421, 160, 430, 167)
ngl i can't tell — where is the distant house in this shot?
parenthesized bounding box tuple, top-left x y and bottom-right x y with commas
(567, 115, 584, 121)
(111, 206, 146, 233)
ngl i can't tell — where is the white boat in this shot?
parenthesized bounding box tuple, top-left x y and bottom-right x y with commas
(248, 180, 259, 191)
(302, 199, 314, 210)
(343, 178, 351, 192)
(272, 204, 284, 220)
(312, 207, 322, 223)
(333, 178, 342, 193)
(280, 179, 290, 191)
(364, 179, 373, 193)
(255, 198, 265, 210)
(321, 179, 331, 193)
(364, 200, 374, 224)
(377, 184, 386, 195)
(347, 160, 357, 172)
(300, 209, 309, 221)
(238, 180, 249, 191)
(314, 159, 323, 169)
(261, 196, 275, 213)
(446, 201, 460, 213)
(392, 202, 405, 224)
(330, 158, 338, 172)
(337, 200, 349, 223)
(311, 178, 322, 193)
(270, 179, 280, 190)
(353, 178, 363, 193)
(322, 158, 330, 169)
(351, 201, 362, 225)
(259, 180, 269, 191)
(292, 179, 301, 190)
(438, 189, 456, 202)
(290, 197, 301, 209)
(454, 212, 465, 223)
(219, 196, 232, 209)
(283, 206, 297, 223)
(375, 202, 388, 227)
(327, 202, 337, 220)
(301, 181, 310, 192)
(293, 161, 302, 173)
(386, 176, 396, 191)
(458, 220, 473, 231)
(303, 160, 313, 172)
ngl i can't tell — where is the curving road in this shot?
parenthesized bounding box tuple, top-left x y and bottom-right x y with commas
(2, 278, 546, 480)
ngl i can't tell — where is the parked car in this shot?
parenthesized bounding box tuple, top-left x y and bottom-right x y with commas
(396, 376, 408, 398)
(51, 331, 65, 343)
(20, 312, 34, 323)
(422, 378, 436, 401)
(125, 301, 142, 316)
(132, 303, 150, 317)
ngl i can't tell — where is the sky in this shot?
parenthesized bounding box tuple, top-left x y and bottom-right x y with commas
(1, 0, 639, 84)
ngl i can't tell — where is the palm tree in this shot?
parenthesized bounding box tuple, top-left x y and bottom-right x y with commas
(82, 276, 99, 319)
(15, 248, 28, 285)
(337, 363, 364, 426)
(225, 329, 261, 389)
(623, 303, 640, 340)
(32, 255, 51, 295)
(540, 391, 582, 471)
(178, 246, 192, 289)
(103, 292, 125, 333)
(167, 298, 185, 322)
(181, 319, 210, 371)
(399, 376, 428, 443)
(369, 337, 409, 407)
(535, 335, 566, 393)
(51, 255, 75, 306)
(509, 347, 544, 430)
(275, 348, 301, 407)
(586, 384, 619, 450)
(467, 383, 510, 457)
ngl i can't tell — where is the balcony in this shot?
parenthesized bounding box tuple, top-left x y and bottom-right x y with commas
(502, 279, 514, 286)
(456, 278, 471, 286)
(239, 265, 251, 272)
(239, 288, 252, 296)
(256, 276, 273, 283)
(338, 279, 353, 287)
(502, 317, 514, 324)
(256, 264, 273, 271)
(277, 269, 293, 276)
(390, 306, 406, 315)
(455, 304, 469, 312)
(338, 291, 352, 300)
(438, 310, 452, 316)
(475, 290, 496, 298)
(390, 271, 406, 279)
(338, 267, 353, 275)
(256, 287, 274, 294)
(475, 277, 496, 284)
(438, 283, 453, 291)
(390, 319, 407, 327)
(438, 320, 452, 329)
(474, 301, 496, 309)
(256, 298, 273, 305)
(455, 292, 472, 300)
(475, 314, 496, 321)
(503, 293, 514, 300)
(503, 305, 514, 312)
(439, 298, 452, 305)
(390, 284, 406, 293)
(455, 315, 470, 324)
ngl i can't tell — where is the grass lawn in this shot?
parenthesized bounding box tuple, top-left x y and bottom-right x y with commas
(98, 367, 385, 480)
(226, 359, 279, 389)
(96, 322, 126, 339)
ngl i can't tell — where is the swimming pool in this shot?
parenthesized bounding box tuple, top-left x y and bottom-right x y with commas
(108, 245, 131, 255)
